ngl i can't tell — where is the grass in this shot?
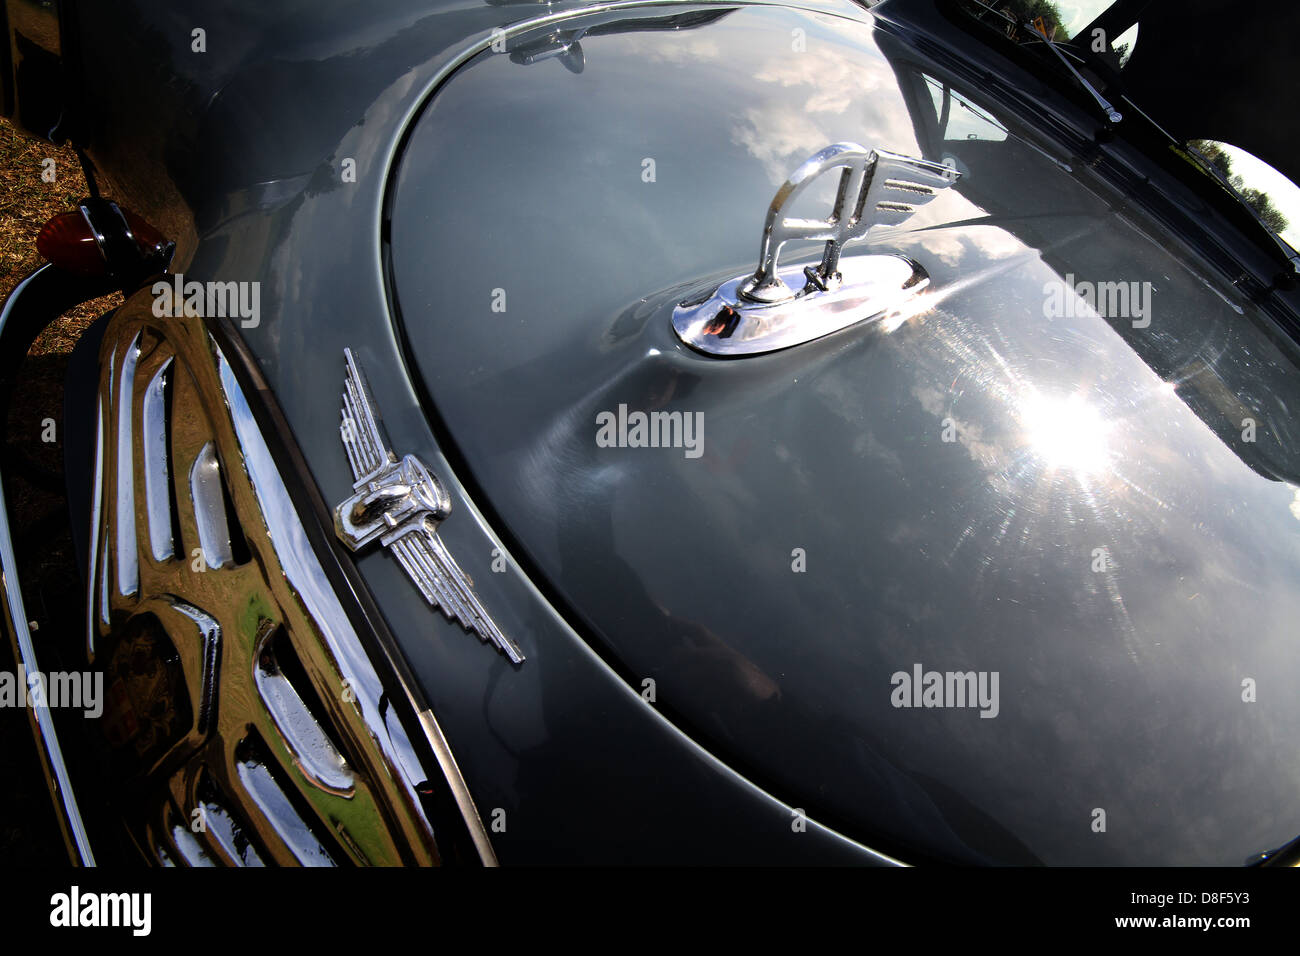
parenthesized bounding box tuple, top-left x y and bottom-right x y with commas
(0, 118, 121, 349)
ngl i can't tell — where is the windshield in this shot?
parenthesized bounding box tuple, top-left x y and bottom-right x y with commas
(956, 1, 1136, 67)
(1188, 140, 1300, 254)
(954, 0, 1300, 269)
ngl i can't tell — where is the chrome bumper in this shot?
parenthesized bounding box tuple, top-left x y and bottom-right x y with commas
(0, 264, 106, 865)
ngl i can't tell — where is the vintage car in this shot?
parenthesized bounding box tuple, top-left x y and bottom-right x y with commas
(1, 0, 1299, 866)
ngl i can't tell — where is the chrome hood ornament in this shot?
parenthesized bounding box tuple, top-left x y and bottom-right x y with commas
(673, 143, 959, 356)
(334, 350, 523, 664)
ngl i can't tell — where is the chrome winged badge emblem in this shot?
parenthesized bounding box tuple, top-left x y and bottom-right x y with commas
(334, 349, 524, 664)
(673, 143, 959, 357)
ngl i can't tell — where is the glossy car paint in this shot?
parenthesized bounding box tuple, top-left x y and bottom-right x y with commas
(70, 0, 900, 865)
(54, 0, 1300, 864)
(387, 3, 1300, 864)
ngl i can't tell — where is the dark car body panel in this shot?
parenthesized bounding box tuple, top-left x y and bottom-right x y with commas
(7, 0, 1299, 864)
(45, 0, 901, 865)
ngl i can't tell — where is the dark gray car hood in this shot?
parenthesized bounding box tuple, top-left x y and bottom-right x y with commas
(386, 1, 1300, 864)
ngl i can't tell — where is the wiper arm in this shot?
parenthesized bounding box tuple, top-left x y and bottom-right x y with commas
(961, 1, 1123, 124)
(1021, 20, 1122, 124)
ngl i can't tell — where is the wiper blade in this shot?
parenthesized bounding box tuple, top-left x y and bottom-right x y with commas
(959, 1, 1122, 124)
(1021, 20, 1122, 124)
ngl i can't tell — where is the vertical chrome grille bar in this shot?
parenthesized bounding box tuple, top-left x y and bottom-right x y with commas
(142, 357, 175, 561)
(114, 332, 140, 596)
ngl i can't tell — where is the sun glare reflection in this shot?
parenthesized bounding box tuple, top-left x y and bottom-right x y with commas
(1018, 390, 1113, 477)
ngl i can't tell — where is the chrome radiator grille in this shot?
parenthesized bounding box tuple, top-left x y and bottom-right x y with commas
(86, 306, 493, 866)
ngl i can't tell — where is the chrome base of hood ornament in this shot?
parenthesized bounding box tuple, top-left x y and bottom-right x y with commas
(672, 253, 930, 357)
(334, 350, 524, 664)
(672, 142, 955, 357)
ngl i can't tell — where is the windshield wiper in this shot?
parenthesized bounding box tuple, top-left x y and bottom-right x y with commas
(957, 0, 1298, 284)
(958, 1, 1122, 124)
(1019, 20, 1122, 123)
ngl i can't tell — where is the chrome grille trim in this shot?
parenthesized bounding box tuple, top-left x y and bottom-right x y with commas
(253, 633, 355, 794)
(114, 332, 140, 597)
(198, 778, 267, 867)
(169, 824, 215, 866)
(171, 600, 221, 737)
(87, 395, 105, 656)
(142, 358, 175, 561)
(97, 534, 110, 628)
(85, 302, 498, 866)
(235, 750, 337, 867)
(188, 441, 235, 569)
